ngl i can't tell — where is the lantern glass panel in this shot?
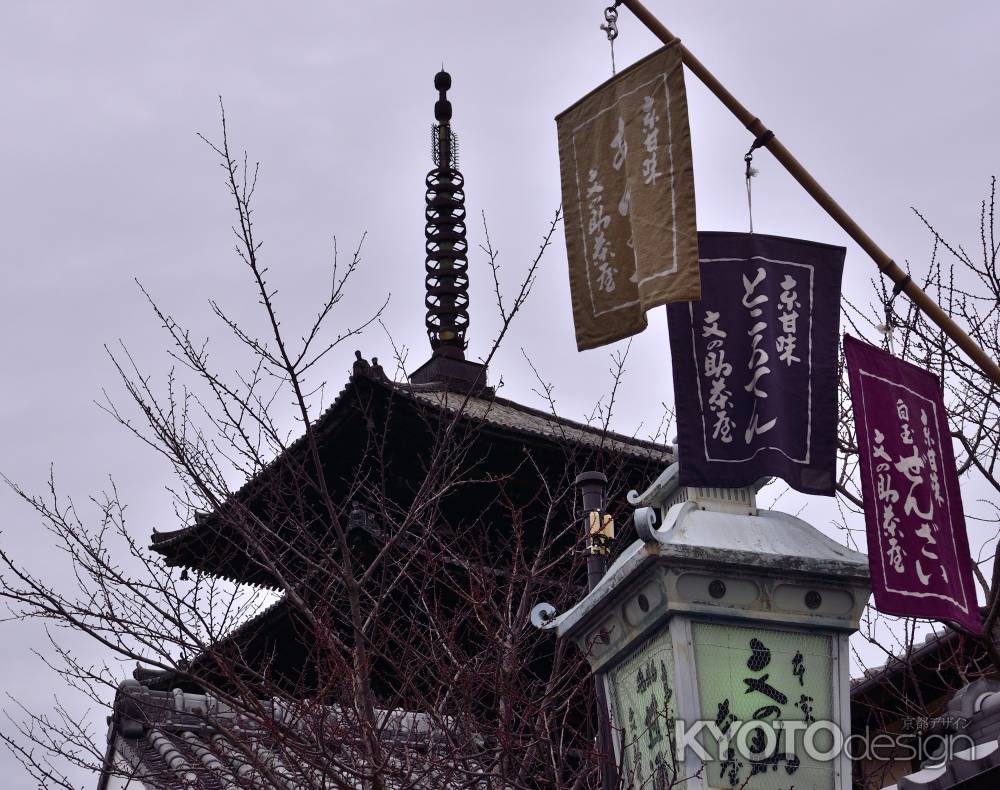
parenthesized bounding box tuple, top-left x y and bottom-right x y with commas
(609, 625, 679, 787)
(692, 622, 836, 790)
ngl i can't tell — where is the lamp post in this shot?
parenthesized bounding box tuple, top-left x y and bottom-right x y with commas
(575, 471, 618, 790)
(537, 465, 870, 789)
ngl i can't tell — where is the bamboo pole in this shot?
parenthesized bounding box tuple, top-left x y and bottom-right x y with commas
(620, 0, 1000, 388)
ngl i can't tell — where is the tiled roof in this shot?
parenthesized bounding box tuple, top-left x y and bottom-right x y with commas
(149, 367, 671, 556)
(99, 680, 493, 789)
(852, 630, 956, 693)
(884, 679, 1000, 789)
(400, 384, 670, 463)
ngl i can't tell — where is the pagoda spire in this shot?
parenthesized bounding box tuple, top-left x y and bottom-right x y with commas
(409, 70, 488, 394)
(423, 69, 469, 357)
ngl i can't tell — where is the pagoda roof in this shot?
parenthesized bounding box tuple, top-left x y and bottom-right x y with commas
(149, 363, 671, 584)
(403, 386, 665, 459)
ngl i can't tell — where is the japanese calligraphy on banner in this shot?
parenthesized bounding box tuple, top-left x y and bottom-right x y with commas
(667, 232, 844, 495)
(556, 41, 700, 351)
(843, 335, 982, 633)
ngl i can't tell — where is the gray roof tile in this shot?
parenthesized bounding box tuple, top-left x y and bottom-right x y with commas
(884, 679, 1000, 789)
(101, 681, 495, 789)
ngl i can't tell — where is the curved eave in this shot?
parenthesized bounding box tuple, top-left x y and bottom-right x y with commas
(148, 370, 672, 582)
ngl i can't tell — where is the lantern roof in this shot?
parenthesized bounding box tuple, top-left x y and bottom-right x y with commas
(543, 489, 870, 645)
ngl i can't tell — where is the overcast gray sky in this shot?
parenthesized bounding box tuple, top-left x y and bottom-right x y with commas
(2, 2, 998, 786)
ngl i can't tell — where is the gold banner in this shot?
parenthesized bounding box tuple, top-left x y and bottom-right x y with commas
(557, 42, 700, 351)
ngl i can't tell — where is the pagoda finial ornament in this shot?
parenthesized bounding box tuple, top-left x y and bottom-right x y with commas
(410, 70, 487, 395)
(424, 69, 469, 358)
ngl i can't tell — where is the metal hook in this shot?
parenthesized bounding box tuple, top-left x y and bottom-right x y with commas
(600, 5, 620, 41)
(600, 1, 624, 74)
(743, 130, 773, 234)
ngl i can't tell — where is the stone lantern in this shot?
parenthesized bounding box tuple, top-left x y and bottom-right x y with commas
(537, 464, 870, 790)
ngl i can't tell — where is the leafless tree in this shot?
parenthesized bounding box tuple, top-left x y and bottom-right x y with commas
(21, 111, 1000, 790)
(0, 107, 672, 790)
(839, 178, 1000, 787)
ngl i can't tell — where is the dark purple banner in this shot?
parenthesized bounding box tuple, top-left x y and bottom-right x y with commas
(844, 335, 982, 634)
(667, 232, 844, 495)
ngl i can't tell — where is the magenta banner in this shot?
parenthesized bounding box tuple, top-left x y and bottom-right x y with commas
(844, 335, 982, 634)
(667, 232, 844, 495)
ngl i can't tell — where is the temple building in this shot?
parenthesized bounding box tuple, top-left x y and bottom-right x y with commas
(97, 71, 671, 789)
(851, 628, 996, 788)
